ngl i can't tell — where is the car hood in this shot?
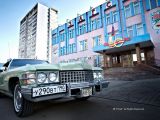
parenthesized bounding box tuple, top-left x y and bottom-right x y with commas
(58, 62, 92, 70)
(9, 64, 59, 72)
(9, 62, 93, 72)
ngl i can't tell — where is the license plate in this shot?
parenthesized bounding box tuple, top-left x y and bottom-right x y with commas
(81, 87, 92, 97)
(32, 85, 66, 97)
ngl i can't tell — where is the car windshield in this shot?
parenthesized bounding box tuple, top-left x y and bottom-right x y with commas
(9, 59, 48, 69)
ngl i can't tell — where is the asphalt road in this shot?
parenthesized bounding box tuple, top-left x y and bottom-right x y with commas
(0, 78, 160, 120)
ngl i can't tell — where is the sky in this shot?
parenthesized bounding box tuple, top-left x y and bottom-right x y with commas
(0, 0, 106, 63)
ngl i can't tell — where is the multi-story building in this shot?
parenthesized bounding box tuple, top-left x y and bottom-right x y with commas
(51, 0, 160, 68)
(19, 3, 58, 62)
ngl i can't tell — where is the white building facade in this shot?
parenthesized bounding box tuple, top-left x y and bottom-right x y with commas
(18, 3, 58, 62)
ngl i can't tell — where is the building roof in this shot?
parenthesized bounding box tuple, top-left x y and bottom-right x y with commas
(20, 3, 58, 24)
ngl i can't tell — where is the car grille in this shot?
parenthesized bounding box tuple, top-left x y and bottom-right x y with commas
(60, 70, 94, 83)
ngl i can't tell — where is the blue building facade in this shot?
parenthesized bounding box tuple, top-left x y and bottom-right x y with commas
(52, 0, 160, 68)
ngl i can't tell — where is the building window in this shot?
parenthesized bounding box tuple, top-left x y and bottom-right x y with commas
(93, 37, 96, 47)
(79, 25, 82, 35)
(106, 14, 110, 25)
(113, 11, 118, 22)
(93, 37, 95, 47)
(91, 18, 101, 31)
(149, 0, 158, 9)
(60, 32, 65, 42)
(132, 54, 137, 61)
(60, 47, 63, 56)
(93, 35, 102, 47)
(68, 43, 76, 54)
(79, 40, 88, 51)
(127, 26, 133, 37)
(83, 24, 86, 33)
(91, 20, 96, 30)
(84, 40, 88, 50)
(79, 24, 86, 35)
(136, 23, 144, 36)
(93, 55, 103, 67)
(79, 41, 83, 51)
(69, 30, 72, 39)
(60, 34, 62, 41)
(133, 2, 140, 15)
(97, 36, 102, 46)
(63, 46, 66, 55)
(93, 56, 97, 67)
(141, 53, 145, 61)
(96, 18, 101, 28)
(60, 46, 66, 56)
(52, 35, 57, 45)
(125, 5, 131, 18)
(68, 44, 72, 54)
(63, 33, 65, 41)
(69, 29, 74, 39)
(72, 43, 76, 53)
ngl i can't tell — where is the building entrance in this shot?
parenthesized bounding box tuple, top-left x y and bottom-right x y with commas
(112, 55, 122, 67)
(103, 47, 154, 68)
(110, 53, 133, 67)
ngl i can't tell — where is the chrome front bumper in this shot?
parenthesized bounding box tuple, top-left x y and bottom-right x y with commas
(21, 80, 109, 102)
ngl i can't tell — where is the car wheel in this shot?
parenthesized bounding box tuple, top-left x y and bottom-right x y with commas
(0, 92, 4, 98)
(13, 84, 33, 117)
(75, 96, 90, 101)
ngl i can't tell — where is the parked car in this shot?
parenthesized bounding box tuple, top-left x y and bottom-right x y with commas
(0, 59, 109, 117)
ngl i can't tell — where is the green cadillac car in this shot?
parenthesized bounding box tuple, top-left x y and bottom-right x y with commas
(0, 59, 109, 117)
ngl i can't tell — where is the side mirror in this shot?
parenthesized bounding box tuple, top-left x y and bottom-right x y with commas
(0, 67, 5, 73)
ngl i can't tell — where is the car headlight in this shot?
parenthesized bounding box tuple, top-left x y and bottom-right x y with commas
(37, 73, 46, 83)
(21, 73, 36, 85)
(49, 72, 59, 82)
(93, 72, 98, 79)
(93, 71, 104, 80)
(27, 73, 36, 79)
(98, 72, 103, 79)
(22, 73, 36, 79)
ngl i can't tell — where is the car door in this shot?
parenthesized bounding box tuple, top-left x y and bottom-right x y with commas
(0, 71, 6, 90)
(0, 61, 11, 90)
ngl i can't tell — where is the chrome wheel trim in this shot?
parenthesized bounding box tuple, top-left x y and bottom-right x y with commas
(14, 85, 22, 112)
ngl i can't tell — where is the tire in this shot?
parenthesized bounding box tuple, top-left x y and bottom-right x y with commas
(13, 84, 33, 117)
(0, 92, 2, 97)
(0, 92, 4, 98)
(75, 96, 90, 101)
